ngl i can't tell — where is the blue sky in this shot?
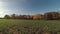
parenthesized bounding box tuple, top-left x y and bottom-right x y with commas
(0, 0, 60, 17)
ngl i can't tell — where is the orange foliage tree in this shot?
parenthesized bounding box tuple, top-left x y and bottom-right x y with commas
(33, 14, 43, 20)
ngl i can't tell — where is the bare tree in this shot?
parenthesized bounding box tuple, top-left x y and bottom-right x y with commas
(11, 14, 16, 19)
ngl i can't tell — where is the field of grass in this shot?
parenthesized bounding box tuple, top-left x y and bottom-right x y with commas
(0, 19, 60, 34)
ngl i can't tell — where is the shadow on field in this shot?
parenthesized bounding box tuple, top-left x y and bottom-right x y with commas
(0, 24, 60, 34)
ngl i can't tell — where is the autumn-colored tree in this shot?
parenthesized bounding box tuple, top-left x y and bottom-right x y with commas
(26, 15, 33, 20)
(29, 16, 33, 19)
(4, 15, 10, 19)
(52, 12, 59, 20)
(33, 14, 42, 20)
(58, 13, 60, 19)
(44, 12, 59, 20)
(44, 13, 53, 20)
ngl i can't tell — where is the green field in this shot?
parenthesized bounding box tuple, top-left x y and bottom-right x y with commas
(0, 19, 60, 34)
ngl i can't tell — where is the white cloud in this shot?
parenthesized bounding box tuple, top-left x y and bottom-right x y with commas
(0, 1, 6, 6)
(0, 8, 10, 17)
(0, 0, 28, 17)
(0, 2, 4, 6)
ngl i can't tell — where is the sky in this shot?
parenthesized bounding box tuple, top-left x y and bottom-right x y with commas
(0, 0, 60, 17)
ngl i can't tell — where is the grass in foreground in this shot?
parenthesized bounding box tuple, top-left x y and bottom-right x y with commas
(0, 19, 60, 34)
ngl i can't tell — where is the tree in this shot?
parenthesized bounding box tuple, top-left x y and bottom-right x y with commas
(58, 13, 60, 19)
(29, 16, 33, 20)
(52, 12, 59, 20)
(4, 15, 10, 19)
(44, 12, 59, 20)
(44, 13, 53, 20)
(33, 14, 42, 20)
(11, 14, 16, 19)
(26, 15, 33, 20)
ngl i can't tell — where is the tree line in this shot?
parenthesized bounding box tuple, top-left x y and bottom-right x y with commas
(4, 12, 60, 20)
